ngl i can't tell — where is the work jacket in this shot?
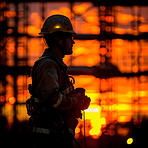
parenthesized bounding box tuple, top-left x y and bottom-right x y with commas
(31, 48, 81, 133)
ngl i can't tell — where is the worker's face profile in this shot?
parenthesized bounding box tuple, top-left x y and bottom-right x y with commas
(65, 34, 75, 55)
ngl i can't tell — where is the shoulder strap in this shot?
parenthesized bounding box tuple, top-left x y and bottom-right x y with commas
(32, 55, 63, 91)
(32, 56, 54, 72)
(37, 56, 48, 61)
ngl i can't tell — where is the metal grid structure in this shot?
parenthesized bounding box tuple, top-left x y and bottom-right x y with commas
(0, 1, 148, 147)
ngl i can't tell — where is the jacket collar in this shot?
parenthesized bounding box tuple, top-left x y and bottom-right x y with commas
(42, 48, 67, 70)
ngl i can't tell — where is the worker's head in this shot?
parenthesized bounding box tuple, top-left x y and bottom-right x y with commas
(39, 14, 76, 55)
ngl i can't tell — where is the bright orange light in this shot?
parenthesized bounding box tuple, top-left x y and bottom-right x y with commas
(86, 16, 96, 23)
(27, 26, 40, 36)
(115, 28, 125, 34)
(70, 40, 100, 66)
(85, 104, 102, 139)
(117, 104, 131, 111)
(9, 97, 16, 105)
(2, 103, 14, 128)
(50, 7, 71, 19)
(106, 16, 114, 23)
(54, 25, 60, 29)
(115, 27, 132, 34)
(75, 127, 80, 134)
(127, 138, 133, 145)
(116, 13, 133, 24)
(16, 105, 30, 121)
(89, 128, 102, 139)
(139, 57, 144, 64)
(100, 47, 107, 56)
(73, 3, 88, 14)
(118, 127, 129, 137)
(118, 116, 131, 123)
(4, 11, 16, 17)
(100, 117, 106, 125)
(7, 42, 15, 53)
(132, 65, 138, 73)
(139, 25, 148, 33)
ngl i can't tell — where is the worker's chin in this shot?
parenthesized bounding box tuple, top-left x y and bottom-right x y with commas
(65, 49, 73, 55)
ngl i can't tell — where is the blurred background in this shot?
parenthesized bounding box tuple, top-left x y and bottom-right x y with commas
(0, 0, 148, 148)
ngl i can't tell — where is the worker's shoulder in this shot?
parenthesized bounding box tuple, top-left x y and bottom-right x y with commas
(39, 56, 56, 63)
(36, 57, 59, 69)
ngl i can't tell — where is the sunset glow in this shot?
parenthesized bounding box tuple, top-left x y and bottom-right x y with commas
(0, 2, 148, 144)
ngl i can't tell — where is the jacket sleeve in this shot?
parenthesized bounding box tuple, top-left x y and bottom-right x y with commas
(33, 59, 82, 111)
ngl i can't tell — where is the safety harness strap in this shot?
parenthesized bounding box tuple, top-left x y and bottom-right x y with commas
(62, 86, 74, 95)
(52, 93, 63, 108)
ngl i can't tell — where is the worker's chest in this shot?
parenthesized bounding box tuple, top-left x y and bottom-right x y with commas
(58, 68, 73, 92)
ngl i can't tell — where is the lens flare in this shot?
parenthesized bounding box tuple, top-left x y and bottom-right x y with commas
(9, 97, 16, 105)
(127, 138, 133, 145)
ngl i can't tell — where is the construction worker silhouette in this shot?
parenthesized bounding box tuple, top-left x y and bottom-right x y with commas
(26, 14, 90, 148)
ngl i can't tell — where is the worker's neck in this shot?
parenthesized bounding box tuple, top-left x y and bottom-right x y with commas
(51, 46, 65, 59)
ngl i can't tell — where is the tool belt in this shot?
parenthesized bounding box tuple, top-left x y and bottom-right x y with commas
(26, 83, 74, 117)
(26, 95, 62, 123)
(27, 97, 66, 137)
(26, 96, 40, 116)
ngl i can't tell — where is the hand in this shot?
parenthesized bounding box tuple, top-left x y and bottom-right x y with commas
(81, 96, 91, 110)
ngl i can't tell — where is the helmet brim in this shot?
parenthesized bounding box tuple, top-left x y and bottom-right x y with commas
(39, 30, 76, 35)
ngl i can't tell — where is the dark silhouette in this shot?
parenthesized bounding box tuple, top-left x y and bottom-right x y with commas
(26, 14, 90, 148)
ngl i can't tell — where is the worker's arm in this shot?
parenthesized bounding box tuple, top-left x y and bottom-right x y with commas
(32, 59, 83, 111)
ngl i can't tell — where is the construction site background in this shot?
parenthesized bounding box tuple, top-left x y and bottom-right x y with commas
(0, 1, 148, 147)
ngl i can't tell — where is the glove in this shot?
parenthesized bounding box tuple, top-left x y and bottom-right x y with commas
(81, 96, 91, 110)
(72, 88, 91, 110)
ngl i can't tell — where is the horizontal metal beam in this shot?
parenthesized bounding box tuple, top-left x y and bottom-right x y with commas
(74, 33, 148, 40)
(68, 65, 122, 78)
(68, 66, 148, 78)
(4, 0, 148, 6)
(7, 32, 148, 40)
(1, 64, 148, 79)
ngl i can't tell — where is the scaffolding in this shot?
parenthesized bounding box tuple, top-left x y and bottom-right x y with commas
(0, 1, 148, 142)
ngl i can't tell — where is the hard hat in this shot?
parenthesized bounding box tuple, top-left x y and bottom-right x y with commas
(39, 14, 76, 35)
